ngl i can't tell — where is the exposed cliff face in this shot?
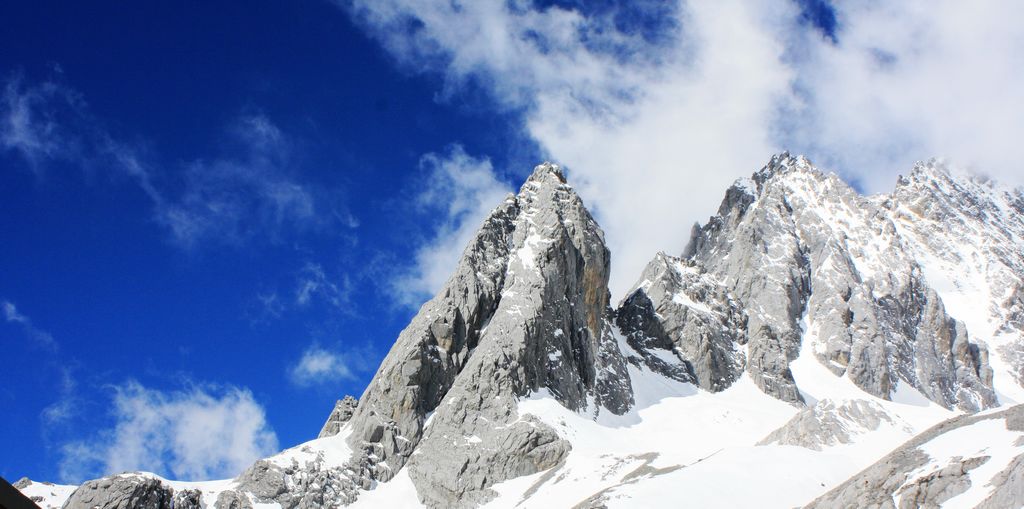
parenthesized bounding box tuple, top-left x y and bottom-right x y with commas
(884, 161, 1024, 396)
(318, 396, 358, 439)
(615, 253, 745, 390)
(335, 163, 632, 507)
(339, 193, 520, 492)
(619, 154, 998, 412)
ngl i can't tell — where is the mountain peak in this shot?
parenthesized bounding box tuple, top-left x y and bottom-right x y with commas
(753, 152, 818, 184)
(897, 158, 957, 188)
(652, 153, 999, 409)
(528, 161, 566, 184)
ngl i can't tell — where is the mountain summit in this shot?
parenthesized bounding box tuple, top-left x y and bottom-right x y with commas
(24, 156, 1024, 509)
(621, 153, 996, 411)
(335, 161, 633, 507)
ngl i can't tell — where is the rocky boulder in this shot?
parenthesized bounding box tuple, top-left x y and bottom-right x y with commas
(62, 475, 174, 509)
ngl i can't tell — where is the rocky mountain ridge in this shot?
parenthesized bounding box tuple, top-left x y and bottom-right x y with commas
(620, 153, 997, 412)
(20, 155, 1024, 508)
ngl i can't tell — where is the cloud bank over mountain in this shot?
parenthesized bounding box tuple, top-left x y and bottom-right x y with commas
(343, 0, 1024, 297)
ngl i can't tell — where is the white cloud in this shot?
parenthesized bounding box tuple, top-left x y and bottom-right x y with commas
(2, 299, 56, 349)
(789, 2, 1024, 191)
(289, 344, 355, 387)
(42, 394, 76, 427)
(59, 382, 278, 483)
(389, 145, 512, 306)
(344, 0, 1024, 299)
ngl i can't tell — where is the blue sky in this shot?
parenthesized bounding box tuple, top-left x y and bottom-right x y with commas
(0, 0, 540, 483)
(3, 0, 1022, 485)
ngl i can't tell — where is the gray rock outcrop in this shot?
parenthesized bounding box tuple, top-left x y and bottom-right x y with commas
(233, 452, 364, 509)
(616, 253, 745, 389)
(318, 395, 358, 438)
(214, 490, 253, 509)
(62, 475, 174, 509)
(976, 450, 1024, 508)
(235, 460, 288, 503)
(172, 488, 203, 509)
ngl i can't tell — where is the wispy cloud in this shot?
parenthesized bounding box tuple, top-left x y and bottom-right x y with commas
(1, 73, 162, 200)
(252, 291, 286, 322)
(389, 145, 512, 306)
(295, 262, 351, 310)
(1, 73, 84, 169)
(288, 344, 356, 387)
(41, 367, 78, 427)
(247, 261, 354, 324)
(343, 0, 1024, 298)
(58, 381, 278, 483)
(156, 114, 320, 248)
(2, 299, 56, 349)
(1, 74, 329, 250)
(1, 299, 83, 432)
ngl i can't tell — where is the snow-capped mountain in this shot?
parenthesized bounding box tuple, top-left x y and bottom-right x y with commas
(20, 155, 1024, 508)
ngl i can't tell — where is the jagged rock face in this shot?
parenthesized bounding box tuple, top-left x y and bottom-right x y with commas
(63, 475, 175, 509)
(884, 162, 1024, 387)
(806, 404, 1024, 509)
(172, 489, 203, 509)
(318, 396, 358, 438)
(620, 153, 998, 411)
(337, 163, 632, 507)
(616, 253, 745, 389)
(685, 158, 812, 403)
(336, 191, 521, 489)
(233, 443, 365, 509)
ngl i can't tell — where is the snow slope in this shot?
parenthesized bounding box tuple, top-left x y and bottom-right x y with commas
(485, 359, 955, 507)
